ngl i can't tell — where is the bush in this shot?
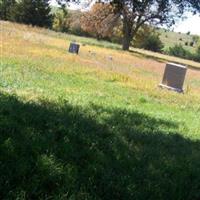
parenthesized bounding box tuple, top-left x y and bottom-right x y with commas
(167, 44, 200, 62)
(132, 26, 164, 52)
(10, 0, 52, 27)
(193, 45, 200, 62)
(0, 0, 16, 20)
(52, 9, 70, 32)
(110, 25, 123, 44)
(65, 10, 90, 37)
(166, 44, 200, 62)
(139, 33, 164, 52)
(167, 44, 190, 58)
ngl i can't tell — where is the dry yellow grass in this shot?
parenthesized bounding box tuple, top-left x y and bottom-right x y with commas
(130, 47, 200, 69)
(1, 20, 200, 107)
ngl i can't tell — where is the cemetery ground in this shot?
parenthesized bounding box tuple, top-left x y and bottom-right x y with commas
(1, 21, 200, 199)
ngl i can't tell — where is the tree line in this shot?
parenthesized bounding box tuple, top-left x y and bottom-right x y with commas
(0, 0, 52, 27)
(62, 0, 200, 51)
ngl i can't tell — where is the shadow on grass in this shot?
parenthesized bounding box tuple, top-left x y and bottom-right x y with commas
(0, 92, 200, 200)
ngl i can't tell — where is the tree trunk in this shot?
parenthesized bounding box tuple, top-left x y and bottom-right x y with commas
(122, 15, 132, 51)
(122, 35, 131, 51)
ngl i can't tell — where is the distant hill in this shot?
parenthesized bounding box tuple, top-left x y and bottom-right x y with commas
(158, 28, 199, 53)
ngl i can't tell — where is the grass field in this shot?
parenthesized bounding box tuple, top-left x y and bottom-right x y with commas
(158, 28, 198, 52)
(1, 21, 200, 199)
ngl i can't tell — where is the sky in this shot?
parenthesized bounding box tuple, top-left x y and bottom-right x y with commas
(51, 0, 200, 36)
(174, 14, 200, 35)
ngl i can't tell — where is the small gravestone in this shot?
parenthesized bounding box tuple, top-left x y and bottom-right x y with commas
(159, 62, 187, 93)
(68, 42, 80, 54)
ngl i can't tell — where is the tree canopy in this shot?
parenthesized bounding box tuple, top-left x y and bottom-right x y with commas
(81, 2, 119, 40)
(58, 0, 200, 50)
(0, 0, 52, 27)
(0, 0, 16, 20)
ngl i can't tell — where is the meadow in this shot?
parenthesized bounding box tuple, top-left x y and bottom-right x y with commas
(1, 21, 200, 199)
(158, 28, 198, 52)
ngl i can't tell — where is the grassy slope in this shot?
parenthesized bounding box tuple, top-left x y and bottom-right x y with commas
(133, 29, 200, 69)
(1, 21, 200, 199)
(158, 28, 198, 52)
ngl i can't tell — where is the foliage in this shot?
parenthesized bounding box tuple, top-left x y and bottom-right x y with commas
(109, 0, 199, 51)
(192, 35, 199, 44)
(0, 0, 16, 20)
(133, 26, 164, 52)
(81, 2, 119, 40)
(140, 34, 164, 52)
(67, 10, 89, 36)
(111, 24, 123, 44)
(193, 44, 200, 62)
(52, 9, 90, 36)
(10, 0, 52, 27)
(167, 44, 192, 59)
(52, 8, 70, 32)
(166, 44, 200, 62)
(190, 41, 194, 47)
(56, 0, 200, 51)
(197, 44, 200, 55)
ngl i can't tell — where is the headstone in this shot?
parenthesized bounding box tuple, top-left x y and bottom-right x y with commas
(159, 62, 187, 93)
(68, 42, 80, 54)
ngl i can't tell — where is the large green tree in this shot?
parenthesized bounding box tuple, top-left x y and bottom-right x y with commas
(0, 0, 16, 20)
(110, 0, 200, 50)
(11, 0, 52, 27)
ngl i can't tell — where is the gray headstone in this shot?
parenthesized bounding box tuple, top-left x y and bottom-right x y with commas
(69, 42, 80, 54)
(159, 63, 187, 93)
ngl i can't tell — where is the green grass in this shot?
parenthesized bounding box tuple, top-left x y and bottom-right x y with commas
(1, 92, 200, 200)
(1, 21, 200, 199)
(158, 28, 198, 53)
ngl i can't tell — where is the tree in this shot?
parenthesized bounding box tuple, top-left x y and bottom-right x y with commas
(0, 0, 16, 20)
(110, 0, 200, 50)
(11, 0, 52, 27)
(133, 26, 164, 52)
(81, 2, 119, 40)
(188, 0, 200, 11)
(58, 0, 200, 51)
(67, 10, 86, 36)
(52, 8, 70, 32)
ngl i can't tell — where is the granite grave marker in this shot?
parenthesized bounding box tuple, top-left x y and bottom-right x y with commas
(159, 62, 187, 93)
